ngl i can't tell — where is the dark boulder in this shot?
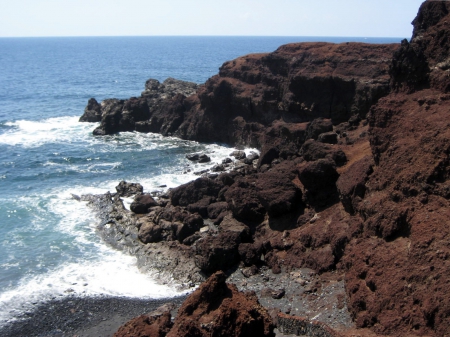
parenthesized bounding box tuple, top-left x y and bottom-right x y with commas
(194, 231, 242, 272)
(256, 169, 302, 217)
(305, 118, 333, 140)
(224, 180, 266, 223)
(298, 158, 339, 206)
(170, 177, 223, 206)
(79, 98, 102, 122)
(115, 181, 144, 197)
(300, 139, 347, 167)
(130, 193, 158, 214)
(318, 131, 338, 144)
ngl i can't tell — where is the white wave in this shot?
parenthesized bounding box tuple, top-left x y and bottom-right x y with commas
(0, 116, 97, 148)
(0, 251, 185, 325)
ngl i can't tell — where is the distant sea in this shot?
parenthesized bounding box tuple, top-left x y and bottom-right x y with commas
(0, 36, 403, 325)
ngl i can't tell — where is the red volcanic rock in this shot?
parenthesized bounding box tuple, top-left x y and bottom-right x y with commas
(391, 1, 450, 93)
(194, 231, 243, 273)
(336, 155, 374, 214)
(300, 139, 347, 167)
(87, 42, 396, 149)
(114, 307, 173, 337)
(167, 271, 275, 337)
(224, 179, 266, 223)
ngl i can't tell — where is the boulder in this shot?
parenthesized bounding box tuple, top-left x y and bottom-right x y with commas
(170, 177, 223, 206)
(317, 131, 338, 144)
(300, 139, 347, 167)
(305, 118, 333, 140)
(224, 180, 266, 223)
(298, 158, 339, 206)
(130, 193, 158, 214)
(194, 231, 243, 272)
(167, 271, 275, 337)
(115, 181, 144, 197)
(255, 166, 302, 217)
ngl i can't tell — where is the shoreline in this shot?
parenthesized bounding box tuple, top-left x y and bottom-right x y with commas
(0, 294, 187, 337)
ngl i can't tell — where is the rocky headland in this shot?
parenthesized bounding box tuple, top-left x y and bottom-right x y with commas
(73, 1, 450, 336)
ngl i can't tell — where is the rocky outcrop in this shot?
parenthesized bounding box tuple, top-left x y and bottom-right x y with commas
(167, 271, 275, 337)
(79, 78, 199, 135)
(82, 43, 397, 159)
(81, 2, 450, 336)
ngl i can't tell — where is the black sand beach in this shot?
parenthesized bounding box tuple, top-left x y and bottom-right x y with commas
(0, 295, 187, 337)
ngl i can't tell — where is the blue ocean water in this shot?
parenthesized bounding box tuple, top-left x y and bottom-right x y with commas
(0, 36, 403, 325)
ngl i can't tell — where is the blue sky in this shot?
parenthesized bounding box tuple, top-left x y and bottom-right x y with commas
(0, 0, 425, 38)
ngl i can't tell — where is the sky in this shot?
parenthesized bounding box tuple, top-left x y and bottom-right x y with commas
(0, 0, 426, 38)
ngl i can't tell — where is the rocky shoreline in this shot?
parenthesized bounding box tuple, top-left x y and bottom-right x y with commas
(31, 1, 450, 336)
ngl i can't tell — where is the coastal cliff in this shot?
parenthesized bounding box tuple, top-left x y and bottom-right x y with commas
(81, 1, 450, 336)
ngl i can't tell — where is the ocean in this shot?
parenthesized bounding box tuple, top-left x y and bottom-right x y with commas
(0, 35, 403, 325)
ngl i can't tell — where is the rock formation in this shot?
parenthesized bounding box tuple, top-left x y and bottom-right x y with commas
(85, 1, 450, 336)
(114, 272, 275, 337)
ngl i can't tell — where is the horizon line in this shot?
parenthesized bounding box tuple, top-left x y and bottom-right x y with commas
(0, 34, 408, 39)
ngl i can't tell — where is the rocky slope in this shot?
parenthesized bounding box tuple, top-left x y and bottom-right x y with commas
(80, 1, 450, 336)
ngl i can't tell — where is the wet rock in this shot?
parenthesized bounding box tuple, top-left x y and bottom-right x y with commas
(115, 181, 144, 197)
(138, 221, 162, 244)
(198, 154, 211, 163)
(130, 193, 158, 214)
(79, 98, 102, 122)
(230, 150, 246, 160)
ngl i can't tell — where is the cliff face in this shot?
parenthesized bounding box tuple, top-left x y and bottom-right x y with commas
(86, 1, 450, 336)
(176, 42, 396, 147)
(343, 1, 450, 335)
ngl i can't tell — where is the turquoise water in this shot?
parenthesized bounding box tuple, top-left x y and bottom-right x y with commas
(0, 36, 402, 325)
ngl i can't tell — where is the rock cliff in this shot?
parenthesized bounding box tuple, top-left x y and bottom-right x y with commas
(82, 1, 450, 336)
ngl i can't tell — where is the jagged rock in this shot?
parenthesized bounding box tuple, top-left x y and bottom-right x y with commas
(194, 231, 243, 272)
(130, 193, 158, 214)
(79, 98, 102, 122)
(115, 181, 144, 197)
(167, 271, 275, 337)
(224, 180, 266, 223)
(114, 308, 173, 337)
(170, 177, 223, 207)
(298, 158, 339, 205)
